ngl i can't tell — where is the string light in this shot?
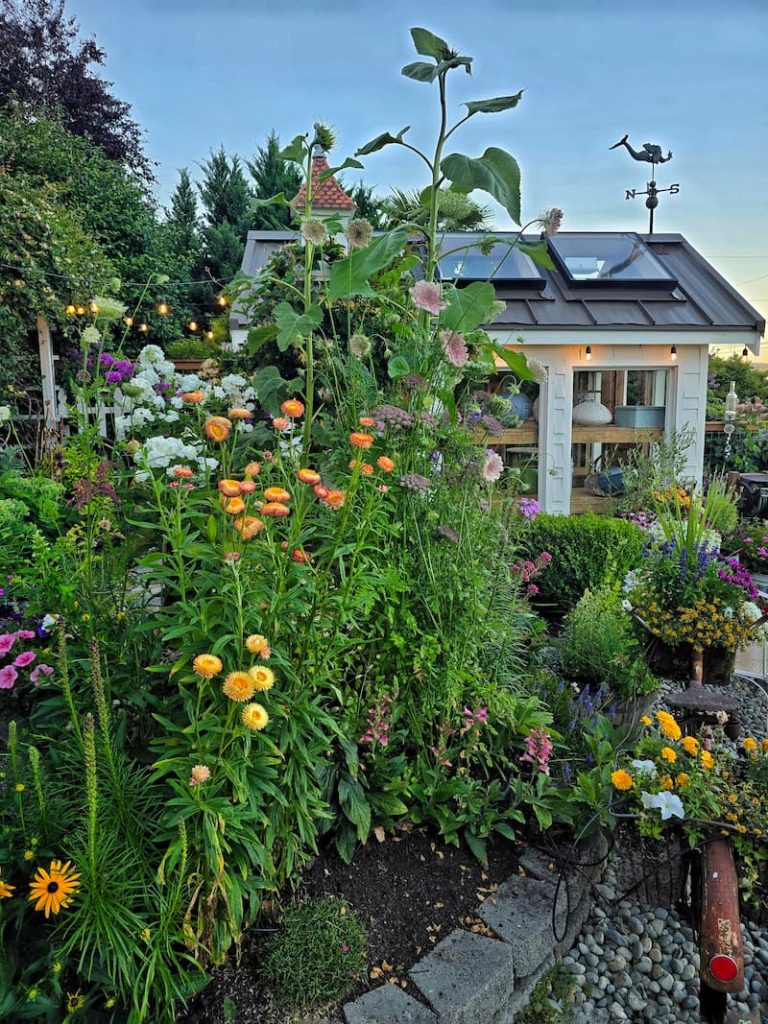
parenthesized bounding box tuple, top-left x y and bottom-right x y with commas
(157, 301, 169, 316)
(217, 296, 228, 307)
(188, 320, 198, 332)
(205, 330, 214, 341)
(76, 305, 85, 316)
(124, 316, 134, 327)
(138, 323, 149, 333)
(585, 345, 592, 362)
(670, 345, 677, 361)
(742, 346, 750, 361)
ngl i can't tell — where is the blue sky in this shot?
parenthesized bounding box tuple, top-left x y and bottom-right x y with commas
(69, 0, 768, 345)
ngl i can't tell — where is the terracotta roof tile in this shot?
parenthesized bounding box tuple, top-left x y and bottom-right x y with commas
(292, 155, 357, 211)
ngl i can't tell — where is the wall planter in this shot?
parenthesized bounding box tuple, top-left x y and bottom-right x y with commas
(171, 359, 206, 372)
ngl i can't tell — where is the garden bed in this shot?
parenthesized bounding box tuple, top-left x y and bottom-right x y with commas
(178, 825, 520, 1023)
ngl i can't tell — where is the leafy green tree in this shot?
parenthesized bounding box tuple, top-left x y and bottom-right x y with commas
(247, 130, 302, 229)
(0, 0, 150, 179)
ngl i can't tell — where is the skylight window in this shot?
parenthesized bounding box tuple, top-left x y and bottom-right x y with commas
(550, 233, 676, 286)
(437, 237, 545, 288)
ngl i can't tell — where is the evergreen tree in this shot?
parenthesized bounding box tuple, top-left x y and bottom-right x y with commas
(347, 180, 386, 230)
(247, 130, 302, 229)
(166, 168, 199, 255)
(197, 148, 252, 236)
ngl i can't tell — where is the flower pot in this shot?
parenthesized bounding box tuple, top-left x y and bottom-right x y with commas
(606, 693, 654, 730)
(645, 638, 736, 686)
(613, 824, 686, 907)
(572, 393, 612, 426)
(750, 570, 768, 594)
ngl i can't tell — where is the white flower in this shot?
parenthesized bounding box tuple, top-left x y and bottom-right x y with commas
(723, 607, 734, 619)
(631, 759, 657, 778)
(138, 344, 166, 367)
(0, 405, 11, 423)
(526, 357, 548, 384)
(81, 326, 101, 346)
(743, 601, 762, 622)
(623, 569, 643, 592)
(641, 790, 685, 821)
(482, 450, 504, 483)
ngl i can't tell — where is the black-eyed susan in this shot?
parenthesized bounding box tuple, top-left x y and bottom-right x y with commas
(29, 860, 80, 917)
(249, 665, 274, 692)
(193, 654, 223, 679)
(241, 702, 269, 731)
(222, 671, 256, 702)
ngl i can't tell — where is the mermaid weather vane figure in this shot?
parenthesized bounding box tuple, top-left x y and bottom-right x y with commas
(609, 134, 679, 233)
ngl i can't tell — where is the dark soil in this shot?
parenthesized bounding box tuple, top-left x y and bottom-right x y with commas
(178, 824, 519, 1024)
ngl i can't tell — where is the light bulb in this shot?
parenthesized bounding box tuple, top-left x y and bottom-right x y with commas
(188, 320, 198, 332)
(76, 306, 85, 316)
(585, 345, 592, 362)
(157, 301, 169, 316)
(138, 322, 149, 333)
(124, 316, 134, 327)
(205, 330, 214, 341)
(217, 296, 228, 307)
(670, 345, 677, 361)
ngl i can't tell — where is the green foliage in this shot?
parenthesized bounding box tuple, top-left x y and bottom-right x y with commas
(263, 898, 366, 1008)
(708, 354, 768, 403)
(618, 426, 696, 512)
(247, 130, 302, 229)
(560, 585, 660, 700)
(521, 514, 645, 612)
(515, 965, 575, 1024)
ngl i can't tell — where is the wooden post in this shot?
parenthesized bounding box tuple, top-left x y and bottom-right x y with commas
(36, 316, 58, 428)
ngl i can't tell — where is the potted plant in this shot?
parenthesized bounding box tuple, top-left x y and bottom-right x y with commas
(166, 337, 220, 371)
(724, 522, 768, 592)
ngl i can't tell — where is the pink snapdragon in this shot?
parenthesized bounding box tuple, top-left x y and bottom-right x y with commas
(359, 694, 393, 749)
(521, 727, 553, 775)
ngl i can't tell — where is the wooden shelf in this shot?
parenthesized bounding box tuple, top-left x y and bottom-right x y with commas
(486, 423, 664, 446)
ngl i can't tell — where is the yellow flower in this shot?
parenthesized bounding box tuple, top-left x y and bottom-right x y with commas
(681, 736, 699, 756)
(640, 715, 652, 727)
(727, 793, 738, 804)
(192, 653, 223, 679)
(700, 750, 715, 770)
(656, 711, 682, 741)
(611, 769, 633, 791)
(0, 870, 15, 900)
(52, 962, 62, 975)
(28, 860, 80, 918)
(762, 739, 768, 754)
(241, 702, 269, 731)
(222, 671, 256, 702)
(249, 665, 275, 692)
(140, 927, 151, 942)
(204, 416, 232, 442)
(659, 775, 674, 791)
(15, 783, 24, 793)
(743, 737, 758, 753)
(660, 747, 677, 763)
(66, 990, 85, 1013)
(245, 634, 269, 655)
(675, 773, 690, 788)
(23, 850, 34, 861)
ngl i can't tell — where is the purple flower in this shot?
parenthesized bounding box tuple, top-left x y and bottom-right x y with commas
(100, 353, 115, 367)
(0, 665, 18, 689)
(517, 497, 540, 520)
(105, 371, 123, 384)
(440, 330, 468, 367)
(400, 473, 431, 493)
(409, 281, 448, 315)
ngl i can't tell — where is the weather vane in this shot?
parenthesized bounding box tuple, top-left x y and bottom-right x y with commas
(609, 134, 679, 234)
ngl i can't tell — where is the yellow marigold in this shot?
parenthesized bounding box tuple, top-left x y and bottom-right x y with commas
(193, 653, 223, 678)
(249, 665, 275, 692)
(205, 416, 232, 442)
(743, 737, 758, 753)
(241, 702, 269, 731)
(656, 711, 682, 741)
(246, 634, 269, 654)
(681, 736, 699, 756)
(700, 750, 715, 770)
(661, 747, 677, 763)
(640, 715, 652, 727)
(676, 773, 690, 788)
(611, 769, 633, 791)
(222, 671, 256, 702)
(660, 775, 674, 791)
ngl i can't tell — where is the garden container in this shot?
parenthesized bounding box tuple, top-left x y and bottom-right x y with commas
(749, 570, 768, 594)
(614, 405, 665, 428)
(645, 637, 735, 686)
(613, 824, 686, 907)
(606, 693, 654, 730)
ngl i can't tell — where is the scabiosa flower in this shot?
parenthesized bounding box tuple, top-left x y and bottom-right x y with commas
(370, 405, 414, 429)
(482, 449, 504, 483)
(241, 702, 269, 731)
(193, 654, 223, 678)
(400, 473, 430, 493)
(301, 218, 328, 246)
(517, 497, 540, 520)
(409, 281, 447, 315)
(440, 331, 469, 368)
(222, 671, 256, 702)
(346, 218, 373, 249)
(539, 207, 563, 237)
(349, 334, 372, 358)
(189, 764, 211, 786)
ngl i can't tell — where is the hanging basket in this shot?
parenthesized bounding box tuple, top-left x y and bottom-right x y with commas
(644, 636, 735, 686)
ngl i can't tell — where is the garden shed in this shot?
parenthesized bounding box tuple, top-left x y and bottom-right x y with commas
(231, 229, 765, 515)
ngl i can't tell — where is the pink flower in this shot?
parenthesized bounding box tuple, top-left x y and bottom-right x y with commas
(14, 651, 36, 668)
(0, 665, 18, 689)
(30, 664, 54, 684)
(0, 634, 16, 656)
(409, 281, 447, 315)
(440, 331, 468, 368)
(482, 450, 504, 483)
(521, 727, 553, 775)
(17, 630, 35, 640)
(474, 707, 489, 724)
(189, 764, 211, 786)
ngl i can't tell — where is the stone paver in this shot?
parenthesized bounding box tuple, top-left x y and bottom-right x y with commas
(477, 875, 567, 977)
(343, 983, 437, 1024)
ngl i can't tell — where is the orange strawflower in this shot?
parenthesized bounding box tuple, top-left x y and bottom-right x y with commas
(241, 702, 269, 731)
(263, 487, 291, 503)
(172, 465, 194, 479)
(224, 496, 246, 516)
(281, 399, 305, 418)
(262, 502, 291, 517)
(359, 416, 375, 427)
(228, 407, 252, 420)
(205, 416, 232, 442)
(292, 548, 312, 563)
(249, 665, 275, 691)
(377, 456, 395, 473)
(314, 484, 329, 499)
(323, 490, 346, 508)
(218, 479, 241, 497)
(234, 515, 264, 539)
(297, 468, 321, 485)
(245, 634, 269, 654)
(349, 431, 374, 449)
(272, 417, 290, 430)
(222, 671, 256, 702)
(244, 461, 262, 477)
(181, 391, 205, 404)
(193, 653, 223, 678)
(350, 460, 374, 474)
(189, 764, 211, 786)
(239, 479, 256, 494)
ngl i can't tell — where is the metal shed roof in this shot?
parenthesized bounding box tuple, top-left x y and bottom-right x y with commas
(232, 230, 765, 338)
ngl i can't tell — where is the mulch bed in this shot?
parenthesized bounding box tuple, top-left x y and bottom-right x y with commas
(178, 823, 519, 1024)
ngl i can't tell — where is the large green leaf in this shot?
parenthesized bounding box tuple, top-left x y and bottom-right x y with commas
(440, 281, 496, 332)
(338, 776, 371, 842)
(250, 192, 289, 210)
(410, 26, 451, 61)
(327, 228, 410, 299)
(517, 239, 556, 271)
(387, 354, 411, 379)
(318, 157, 364, 182)
(401, 60, 438, 83)
(244, 324, 278, 355)
(280, 134, 307, 164)
(440, 147, 521, 225)
(490, 346, 535, 380)
(355, 127, 411, 157)
(464, 91, 523, 116)
(274, 301, 323, 352)
(253, 365, 303, 414)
